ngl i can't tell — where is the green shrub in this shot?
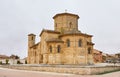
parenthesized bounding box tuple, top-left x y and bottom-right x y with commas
(0, 61, 2, 64)
(6, 59, 9, 64)
(25, 60, 27, 64)
(17, 60, 21, 64)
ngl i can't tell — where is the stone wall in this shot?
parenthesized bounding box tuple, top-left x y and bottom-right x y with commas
(1, 65, 120, 75)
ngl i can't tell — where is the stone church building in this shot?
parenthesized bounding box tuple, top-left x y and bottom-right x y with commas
(27, 12, 94, 65)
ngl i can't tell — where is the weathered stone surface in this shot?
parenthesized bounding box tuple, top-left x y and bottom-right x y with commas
(27, 12, 94, 65)
(1, 65, 120, 75)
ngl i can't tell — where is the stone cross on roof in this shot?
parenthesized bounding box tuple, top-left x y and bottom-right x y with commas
(65, 9, 67, 13)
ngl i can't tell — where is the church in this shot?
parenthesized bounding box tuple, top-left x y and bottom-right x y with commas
(27, 12, 94, 65)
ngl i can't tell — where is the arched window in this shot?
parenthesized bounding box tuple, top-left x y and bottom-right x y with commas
(67, 39, 70, 47)
(31, 37, 33, 40)
(49, 46, 52, 53)
(69, 22, 72, 28)
(78, 39, 82, 47)
(88, 47, 91, 54)
(57, 45, 61, 53)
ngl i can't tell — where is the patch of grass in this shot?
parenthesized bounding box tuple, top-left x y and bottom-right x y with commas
(97, 69, 120, 75)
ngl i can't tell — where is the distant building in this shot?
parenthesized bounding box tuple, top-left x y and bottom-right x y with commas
(0, 54, 25, 64)
(102, 53, 107, 62)
(105, 54, 115, 63)
(27, 12, 95, 65)
(115, 53, 120, 58)
(115, 53, 120, 63)
(0, 54, 9, 59)
(93, 49, 102, 63)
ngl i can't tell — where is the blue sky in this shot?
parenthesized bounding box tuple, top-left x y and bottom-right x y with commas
(0, 0, 120, 58)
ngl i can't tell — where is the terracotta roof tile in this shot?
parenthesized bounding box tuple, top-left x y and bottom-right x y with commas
(46, 38, 63, 43)
(40, 29, 60, 36)
(53, 12, 79, 19)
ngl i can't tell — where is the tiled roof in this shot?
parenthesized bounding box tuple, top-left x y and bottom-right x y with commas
(60, 32, 93, 37)
(40, 29, 60, 36)
(59, 29, 93, 37)
(87, 41, 94, 45)
(93, 49, 102, 54)
(46, 38, 64, 43)
(53, 12, 79, 19)
(30, 42, 40, 48)
(0, 54, 9, 59)
(28, 33, 36, 36)
(63, 29, 81, 34)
